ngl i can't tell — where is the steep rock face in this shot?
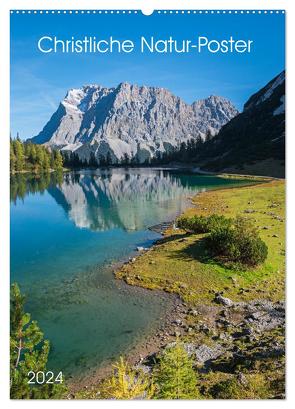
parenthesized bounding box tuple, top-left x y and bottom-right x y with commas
(192, 95, 238, 133)
(198, 71, 285, 174)
(31, 82, 238, 163)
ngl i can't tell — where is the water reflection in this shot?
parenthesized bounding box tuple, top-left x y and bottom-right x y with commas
(10, 169, 251, 375)
(11, 169, 208, 232)
(10, 171, 63, 203)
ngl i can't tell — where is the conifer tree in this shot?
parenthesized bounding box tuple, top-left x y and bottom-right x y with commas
(30, 144, 37, 163)
(10, 283, 66, 399)
(89, 152, 98, 167)
(14, 139, 25, 171)
(121, 153, 130, 166)
(35, 145, 45, 170)
(205, 129, 213, 142)
(101, 357, 154, 399)
(99, 154, 107, 166)
(50, 151, 56, 170)
(53, 150, 63, 170)
(60, 151, 68, 167)
(106, 151, 112, 166)
(10, 141, 16, 173)
(43, 151, 51, 172)
(154, 340, 200, 399)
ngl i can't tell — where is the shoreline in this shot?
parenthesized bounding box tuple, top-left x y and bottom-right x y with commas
(67, 217, 187, 392)
(68, 173, 278, 393)
(68, 287, 183, 393)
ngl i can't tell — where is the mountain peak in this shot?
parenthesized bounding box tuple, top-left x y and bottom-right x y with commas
(244, 70, 285, 111)
(192, 95, 239, 125)
(117, 81, 131, 88)
(198, 71, 285, 176)
(31, 82, 238, 163)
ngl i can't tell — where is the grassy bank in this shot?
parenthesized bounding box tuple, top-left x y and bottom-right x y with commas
(73, 178, 285, 399)
(116, 179, 285, 305)
(113, 179, 285, 399)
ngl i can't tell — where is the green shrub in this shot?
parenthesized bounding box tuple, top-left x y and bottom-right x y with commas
(177, 215, 208, 233)
(177, 214, 231, 234)
(211, 374, 271, 399)
(206, 216, 268, 266)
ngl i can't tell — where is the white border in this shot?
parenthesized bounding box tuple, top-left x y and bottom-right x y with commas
(8, 10, 286, 14)
(0, 1, 293, 408)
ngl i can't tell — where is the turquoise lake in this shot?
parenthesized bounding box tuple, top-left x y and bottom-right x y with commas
(10, 168, 251, 378)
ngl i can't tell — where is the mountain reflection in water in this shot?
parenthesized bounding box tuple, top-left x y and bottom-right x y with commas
(10, 168, 252, 376)
(11, 168, 209, 232)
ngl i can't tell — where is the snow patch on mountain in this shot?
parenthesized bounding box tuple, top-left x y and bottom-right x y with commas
(273, 95, 285, 116)
(256, 71, 285, 106)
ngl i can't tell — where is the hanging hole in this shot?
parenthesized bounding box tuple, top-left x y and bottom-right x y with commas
(141, 8, 154, 16)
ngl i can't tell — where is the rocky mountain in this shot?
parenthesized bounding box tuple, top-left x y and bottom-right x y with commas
(197, 71, 285, 176)
(30, 82, 238, 164)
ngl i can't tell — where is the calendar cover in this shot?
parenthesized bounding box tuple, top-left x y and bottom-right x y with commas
(10, 9, 285, 399)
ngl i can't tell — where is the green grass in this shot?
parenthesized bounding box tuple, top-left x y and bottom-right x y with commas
(116, 179, 285, 305)
(110, 179, 286, 399)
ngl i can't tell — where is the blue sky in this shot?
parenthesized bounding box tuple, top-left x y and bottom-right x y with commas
(10, 10, 285, 140)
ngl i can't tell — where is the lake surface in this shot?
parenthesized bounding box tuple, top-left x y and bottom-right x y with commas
(10, 168, 252, 378)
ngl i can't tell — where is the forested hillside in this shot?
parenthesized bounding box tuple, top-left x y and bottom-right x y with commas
(10, 138, 63, 173)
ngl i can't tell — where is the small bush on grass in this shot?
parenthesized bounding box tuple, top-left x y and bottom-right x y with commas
(206, 216, 268, 266)
(177, 214, 231, 234)
(210, 373, 271, 399)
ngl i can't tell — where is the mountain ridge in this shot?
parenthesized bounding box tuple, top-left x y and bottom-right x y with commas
(30, 82, 238, 164)
(196, 70, 285, 177)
